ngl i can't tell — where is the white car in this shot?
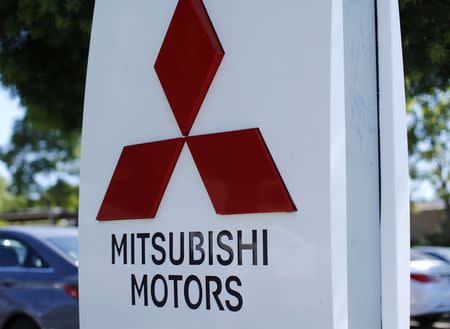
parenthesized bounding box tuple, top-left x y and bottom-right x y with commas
(410, 250, 450, 325)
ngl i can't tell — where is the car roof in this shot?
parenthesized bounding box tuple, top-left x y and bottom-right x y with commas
(414, 246, 450, 252)
(0, 226, 78, 239)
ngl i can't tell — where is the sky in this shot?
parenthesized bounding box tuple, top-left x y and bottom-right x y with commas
(0, 87, 24, 179)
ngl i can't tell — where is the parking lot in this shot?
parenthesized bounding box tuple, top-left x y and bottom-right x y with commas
(411, 319, 450, 328)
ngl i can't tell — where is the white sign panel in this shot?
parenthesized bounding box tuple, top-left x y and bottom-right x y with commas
(80, 0, 348, 328)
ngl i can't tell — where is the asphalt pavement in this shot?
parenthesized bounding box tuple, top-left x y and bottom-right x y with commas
(411, 319, 450, 329)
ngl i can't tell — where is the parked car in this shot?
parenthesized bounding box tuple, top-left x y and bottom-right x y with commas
(410, 249, 450, 325)
(414, 246, 450, 264)
(0, 226, 78, 329)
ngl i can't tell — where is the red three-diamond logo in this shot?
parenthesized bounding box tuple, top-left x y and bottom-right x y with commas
(97, 0, 297, 221)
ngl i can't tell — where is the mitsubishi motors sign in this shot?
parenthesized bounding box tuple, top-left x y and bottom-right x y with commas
(80, 0, 410, 328)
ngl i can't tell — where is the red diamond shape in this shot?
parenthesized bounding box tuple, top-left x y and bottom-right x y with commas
(97, 138, 185, 220)
(154, 0, 224, 136)
(187, 129, 297, 215)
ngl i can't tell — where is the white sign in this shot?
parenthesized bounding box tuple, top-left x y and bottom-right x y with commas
(79, 1, 409, 328)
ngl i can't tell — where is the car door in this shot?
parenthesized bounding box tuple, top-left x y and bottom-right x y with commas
(0, 235, 32, 323)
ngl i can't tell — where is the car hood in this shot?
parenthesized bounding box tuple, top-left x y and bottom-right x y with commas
(411, 259, 450, 275)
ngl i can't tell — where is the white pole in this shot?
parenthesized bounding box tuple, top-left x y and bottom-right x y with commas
(378, 0, 410, 328)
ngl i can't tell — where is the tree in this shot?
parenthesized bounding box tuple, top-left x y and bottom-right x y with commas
(0, 0, 94, 134)
(400, 0, 450, 97)
(0, 176, 26, 212)
(0, 0, 449, 207)
(408, 93, 450, 241)
(0, 0, 447, 131)
(0, 0, 93, 196)
(400, 0, 450, 242)
(1, 118, 79, 196)
(37, 179, 79, 211)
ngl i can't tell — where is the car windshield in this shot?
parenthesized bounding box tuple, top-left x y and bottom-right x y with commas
(432, 249, 450, 261)
(46, 236, 78, 264)
(410, 250, 437, 261)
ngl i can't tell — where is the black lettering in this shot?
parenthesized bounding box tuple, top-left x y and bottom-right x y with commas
(112, 234, 127, 265)
(217, 230, 233, 266)
(237, 230, 257, 265)
(208, 231, 213, 265)
(131, 234, 135, 264)
(137, 233, 150, 264)
(184, 275, 202, 309)
(152, 233, 166, 265)
(168, 275, 183, 308)
(263, 229, 268, 266)
(169, 232, 184, 265)
(225, 276, 243, 312)
(131, 274, 148, 306)
(189, 232, 205, 265)
(150, 274, 168, 308)
(206, 276, 224, 311)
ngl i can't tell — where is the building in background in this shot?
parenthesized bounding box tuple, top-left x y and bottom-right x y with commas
(411, 201, 447, 243)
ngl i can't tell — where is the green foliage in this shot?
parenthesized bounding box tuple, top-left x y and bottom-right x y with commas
(0, 174, 78, 215)
(401, 0, 450, 238)
(1, 118, 79, 196)
(0, 176, 26, 212)
(0, 0, 92, 197)
(399, 0, 450, 97)
(412, 232, 450, 247)
(0, 0, 94, 134)
(408, 92, 450, 238)
(0, 0, 448, 214)
(36, 179, 79, 211)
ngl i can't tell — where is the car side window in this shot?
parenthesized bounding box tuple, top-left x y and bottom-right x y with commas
(0, 238, 47, 269)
